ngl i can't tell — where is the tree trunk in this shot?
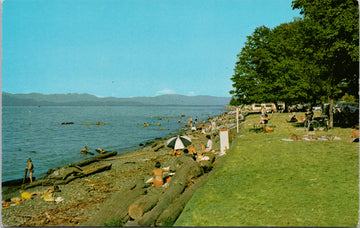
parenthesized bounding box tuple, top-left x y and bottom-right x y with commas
(155, 174, 210, 226)
(137, 156, 202, 227)
(84, 179, 150, 226)
(128, 187, 165, 219)
(329, 97, 334, 128)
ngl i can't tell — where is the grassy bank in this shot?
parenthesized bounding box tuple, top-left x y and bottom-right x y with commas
(175, 113, 359, 227)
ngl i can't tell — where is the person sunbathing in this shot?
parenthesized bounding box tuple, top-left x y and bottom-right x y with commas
(288, 133, 302, 141)
(151, 162, 169, 187)
(170, 149, 182, 157)
(183, 149, 196, 161)
(305, 126, 318, 140)
(187, 145, 198, 156)
(95, 148, 106, 154)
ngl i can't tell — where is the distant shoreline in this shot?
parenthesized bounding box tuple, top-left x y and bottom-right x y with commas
(2, 104, 227, 107)
(2, 92, 231, 106)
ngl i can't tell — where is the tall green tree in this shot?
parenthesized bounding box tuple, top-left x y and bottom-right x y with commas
(266, 20, 323, 105)
(292, 0, 359, 127)
(230, 26, 272, 105)
(230, 20, 320, 106)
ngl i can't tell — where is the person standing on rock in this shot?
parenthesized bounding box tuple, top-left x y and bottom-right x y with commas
(25, 158, 34, 183)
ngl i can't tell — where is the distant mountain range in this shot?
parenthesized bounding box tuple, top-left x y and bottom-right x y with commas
(2, 92, 231, 106)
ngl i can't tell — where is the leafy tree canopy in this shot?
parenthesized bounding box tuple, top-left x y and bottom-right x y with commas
(230, 0, 359, 108)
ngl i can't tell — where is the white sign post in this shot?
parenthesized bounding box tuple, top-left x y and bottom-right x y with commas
(219, 129, 229, 156)
(236, 107, 239, 133)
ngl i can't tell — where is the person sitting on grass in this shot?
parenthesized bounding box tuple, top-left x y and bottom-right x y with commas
(151, 162, 169, 187)
(351, 125, 359, 143)
(287, 113, 298, 122)
(203, 135, 213, 153)
(296, 116, 306, 124)
(261, 105, 268, 118)
(258, 114, 269, 125)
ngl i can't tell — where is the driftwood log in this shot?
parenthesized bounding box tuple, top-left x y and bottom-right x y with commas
(155, 173, 211, 226)
(199, 152, 216, 173)
(23, 163, 112, 189)
(137, 155, 202, 227)
(149, 142, 164, 152)
(85, 179, 150, 226)
(46, 151, 117, 174)
(54, 163, 112, 185)
(128, 187, 165, 219)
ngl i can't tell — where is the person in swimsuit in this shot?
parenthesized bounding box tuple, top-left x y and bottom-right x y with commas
(81, 146, 88, 154)
(26, 158, 34, 183)
(187, 145, 198, 156)
(183, 149, 196, 161)
(151, 162, 168, 187)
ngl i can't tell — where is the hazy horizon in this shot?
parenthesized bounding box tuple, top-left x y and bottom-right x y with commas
(2, 91, 232, 99)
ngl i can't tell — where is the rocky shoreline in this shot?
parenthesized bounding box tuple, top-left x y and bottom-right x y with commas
(1, 110, 238, 226)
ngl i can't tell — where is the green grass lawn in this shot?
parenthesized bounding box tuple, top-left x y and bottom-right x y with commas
(175, 113, 359, 227)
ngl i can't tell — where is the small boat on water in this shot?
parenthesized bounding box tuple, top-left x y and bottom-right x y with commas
(81, 122, 104, 125)
(61, 122, 74, 125)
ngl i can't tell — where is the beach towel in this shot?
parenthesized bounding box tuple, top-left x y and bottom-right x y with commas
(200, 156, 210, 161)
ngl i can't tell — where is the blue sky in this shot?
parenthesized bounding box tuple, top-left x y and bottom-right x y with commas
(2, 0, 300, 98)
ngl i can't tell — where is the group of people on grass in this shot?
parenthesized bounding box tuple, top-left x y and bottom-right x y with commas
(286, 109, 359, 142)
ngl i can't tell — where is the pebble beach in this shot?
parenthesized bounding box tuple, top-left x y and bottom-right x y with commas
(1, 109, 238, 226)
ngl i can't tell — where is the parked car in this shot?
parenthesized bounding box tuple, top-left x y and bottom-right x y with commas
(250, 104, 262, 113)
(312, 106, 322, 113)
(334, 102, 359, 113)
(277, 103, 285, 113)
(263, 103, 277, 113)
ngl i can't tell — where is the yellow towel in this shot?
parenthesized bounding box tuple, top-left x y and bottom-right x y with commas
(21, 192, 32, 200)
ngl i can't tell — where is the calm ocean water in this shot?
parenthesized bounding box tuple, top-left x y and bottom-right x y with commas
(2, 105, 223, 182)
